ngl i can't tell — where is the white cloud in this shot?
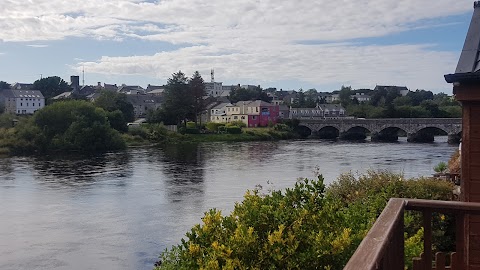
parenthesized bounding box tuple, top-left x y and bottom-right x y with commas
(1, 0, 473, 90)
(26, 44, 49, 48)
(78, 42, 457, 91)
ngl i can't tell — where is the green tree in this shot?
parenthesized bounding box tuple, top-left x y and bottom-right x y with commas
(32, 76, 71, 101)
(339, 86, 352, 107)
(13, 100, 125, 152)
(229, 86, 270, 103)
(163, 71, 194, 125)
(94, 91, 135, 131)
(189, 71, 206, 126)
(0, 81, 10, 90)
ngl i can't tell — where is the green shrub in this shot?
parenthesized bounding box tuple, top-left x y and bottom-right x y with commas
(186, 121, 196, 129)
(206, 122, 225, 133)
(185, 128, 200, 134)
(218, 125, 227, 134)
(156, 171, 454, 270)
(226, 126, 242, 134)
(228, 121, 246, 128)
(273, 123, 291, 132)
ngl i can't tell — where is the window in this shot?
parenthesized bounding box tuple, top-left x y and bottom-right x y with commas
(252, 116, 256, 120)
(39, 103, 41, 106)
(27, 103, 29, 106)
(20, 103, 22, 106)
(234, 116, 238, 120)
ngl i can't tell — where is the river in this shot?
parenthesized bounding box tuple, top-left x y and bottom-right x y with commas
(0, 138, 457, 270)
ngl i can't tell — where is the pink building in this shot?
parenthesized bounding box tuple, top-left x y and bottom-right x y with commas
(225, 100, 280, 127)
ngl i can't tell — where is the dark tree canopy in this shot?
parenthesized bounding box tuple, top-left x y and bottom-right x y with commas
(0, 81, 10, 90)
(32, 76, 71, 100)
(229, 85, 270, 103)
(94, 91, 135, 129)
(163, 71, 194, 125)
(14, 100, 125, 153)
(189, 71, 207, 125)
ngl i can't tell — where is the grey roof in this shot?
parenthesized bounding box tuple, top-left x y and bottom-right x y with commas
(53, 92, 72, 99)
(317, 104, 345, 110)
(1, 89, 44, 99)
(11, 83, 34, 90)
(212, 102, 231, 109)
(445, 2, 480, 83)
(232, 100, 275, 107)
(126, 94, 163, 105)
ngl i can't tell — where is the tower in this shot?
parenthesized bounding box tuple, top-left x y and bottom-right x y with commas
(211, 69, 214, 83)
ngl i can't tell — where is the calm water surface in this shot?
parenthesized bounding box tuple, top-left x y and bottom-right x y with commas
(0, 138, 456, 269)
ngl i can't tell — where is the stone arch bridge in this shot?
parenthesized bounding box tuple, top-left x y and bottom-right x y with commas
(299, 118, 462, 140)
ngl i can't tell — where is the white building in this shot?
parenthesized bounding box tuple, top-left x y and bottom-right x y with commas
(1, 89, 45, 114)
(205, 82, 223, 97)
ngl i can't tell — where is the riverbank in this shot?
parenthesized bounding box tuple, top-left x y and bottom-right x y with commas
(123, 124, 297, 146)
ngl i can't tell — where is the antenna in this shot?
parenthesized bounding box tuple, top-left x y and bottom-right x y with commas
(211, 69, 214, 82)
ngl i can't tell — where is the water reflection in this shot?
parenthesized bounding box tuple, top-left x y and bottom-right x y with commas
(30, 151, 133, 189)
(152, 144, 206, 200)
(0, 157, 14, 182)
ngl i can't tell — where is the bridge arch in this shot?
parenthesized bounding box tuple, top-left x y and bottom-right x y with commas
(317, 126, 340, 139)
(297, 118, 462, 143)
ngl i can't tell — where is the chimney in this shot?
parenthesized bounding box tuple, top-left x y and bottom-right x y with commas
(70, 76, 80, 91)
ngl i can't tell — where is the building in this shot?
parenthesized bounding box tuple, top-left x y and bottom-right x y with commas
(374, 85, 409, 96)
(1, 89, 45, 114)
(209, 102, 232, 123)
(351, 93, 371, 103)
(11, 83, 33, 90)
(126, 94, 163, 118)
(118, 85, 146, 95)
(205, 82, 223, 97)
(289, 104, 346, 119)
(226, 100, 279, 127)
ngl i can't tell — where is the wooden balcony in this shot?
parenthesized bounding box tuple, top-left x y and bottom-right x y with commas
(344, 198, 480, 270)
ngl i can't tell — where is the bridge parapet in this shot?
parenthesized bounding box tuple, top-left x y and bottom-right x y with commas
(298, 118, 462, 135)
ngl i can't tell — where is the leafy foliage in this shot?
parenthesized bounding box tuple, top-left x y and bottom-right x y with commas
(156, 171, 454, 270)
(94, 91, 135, 123)
(32, 76, 70, 101)
(0, 81, 10, 90)
(229, 86, 270, 103)
(6, 100, 125, 153)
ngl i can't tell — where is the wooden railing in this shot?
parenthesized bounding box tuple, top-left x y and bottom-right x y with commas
(343, 198, 480, 270)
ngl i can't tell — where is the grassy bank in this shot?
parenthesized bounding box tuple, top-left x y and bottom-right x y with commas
(123, 124, 297, 146)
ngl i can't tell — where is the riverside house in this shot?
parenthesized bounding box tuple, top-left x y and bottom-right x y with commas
(0, 89, 45, 115)
(225, 100, 280, 127)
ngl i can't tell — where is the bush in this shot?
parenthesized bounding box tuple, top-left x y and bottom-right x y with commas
(10, 100, 126, 153)
(185, 128, 200, 134)
(217, 125, 227, 134)
(273, 123, 291, 132)
(156, 171, 454, 270)
(228, 121, 246, 128)
(226, 126, 242, 134)
(186, 121, 196, 129)
(205, 122, 225, 133)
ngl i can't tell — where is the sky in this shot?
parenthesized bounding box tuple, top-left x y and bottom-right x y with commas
(0, 0, 475, 94)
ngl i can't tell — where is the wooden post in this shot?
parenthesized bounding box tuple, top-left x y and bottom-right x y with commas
(454, 84, 480, 270)
(445, 2, 480, 269)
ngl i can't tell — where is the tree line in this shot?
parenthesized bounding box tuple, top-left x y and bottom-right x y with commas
(290, 86, 461, 118)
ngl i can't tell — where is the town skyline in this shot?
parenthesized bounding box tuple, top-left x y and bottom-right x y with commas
(0, 0, 474, 93)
